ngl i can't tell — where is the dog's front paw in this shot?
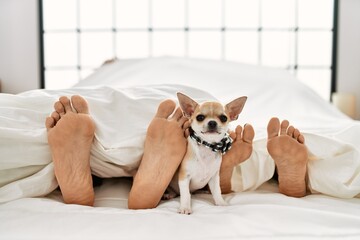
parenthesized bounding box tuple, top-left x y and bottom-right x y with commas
(178, 207, 192, 215)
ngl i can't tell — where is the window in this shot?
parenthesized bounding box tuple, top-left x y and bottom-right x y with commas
(40, 0, 337, 100)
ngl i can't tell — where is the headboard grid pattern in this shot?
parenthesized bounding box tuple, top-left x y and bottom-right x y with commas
(39, 0, 337, 100)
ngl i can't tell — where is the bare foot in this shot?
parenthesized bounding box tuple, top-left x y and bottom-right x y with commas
(128, 100, 188, 209)
(220, 124, 255, 194)
(267, 117, 308, 197)
(45, 95, 95, 206)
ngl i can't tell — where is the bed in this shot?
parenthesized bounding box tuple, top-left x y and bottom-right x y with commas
(1, 57, 360, 239)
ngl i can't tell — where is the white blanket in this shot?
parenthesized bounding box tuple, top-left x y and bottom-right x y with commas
(0, 84, 217, 202)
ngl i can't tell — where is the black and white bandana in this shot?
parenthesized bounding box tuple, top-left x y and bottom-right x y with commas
(189, 127, 233, 155)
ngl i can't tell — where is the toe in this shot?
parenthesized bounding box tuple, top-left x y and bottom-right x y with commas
(243, 124, 255, 143)
(287, 125, 295, 137)
(267, 117, 280, 139)
(293, 128, 300, 140)
(59, 96, 73, 113)
(233, 125, 243, 140)
(229, 130, 236, 140)
(71, 95, 89, 114)
(172, 107, 184, 120)
(298, 134, 305, 144)
(178, 116, 188, 127)
(54, 101, 65, 115)
(51, 111, 60, 122)
(280, 120, 289, 135)
(184, 128, 190, 138)
(155, 100, 176, 119)
(183, 120, 191, 130)
(45, 117, 55, 130)
(235, 125, 243, 137)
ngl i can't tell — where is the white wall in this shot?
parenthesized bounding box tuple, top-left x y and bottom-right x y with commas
(0, 0, 359, 119)
(337, 0, 360, 120)
(0, 0, 40, 93)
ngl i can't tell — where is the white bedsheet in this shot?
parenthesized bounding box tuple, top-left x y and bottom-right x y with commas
(1, 178, 360, 240)
(1, 57, 360, 239)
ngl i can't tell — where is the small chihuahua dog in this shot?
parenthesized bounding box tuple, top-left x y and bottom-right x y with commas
(166, 92, 247, 214)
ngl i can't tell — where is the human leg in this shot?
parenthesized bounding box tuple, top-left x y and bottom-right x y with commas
(267, 117, 308, 197)
(128, 100, 188, 209)
(46, 95, 95, 206)
(305, 132, 360, 198)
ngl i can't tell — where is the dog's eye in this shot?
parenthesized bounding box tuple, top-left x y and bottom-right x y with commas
(219, 115, 228, 123)
(196, 114, 205, 122)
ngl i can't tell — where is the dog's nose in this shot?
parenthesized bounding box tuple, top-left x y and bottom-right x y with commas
(208, 121, 217, 130)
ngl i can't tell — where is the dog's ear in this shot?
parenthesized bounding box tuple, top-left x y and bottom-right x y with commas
(177, 92, 199, 117)
(225, 96, 247, 121)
